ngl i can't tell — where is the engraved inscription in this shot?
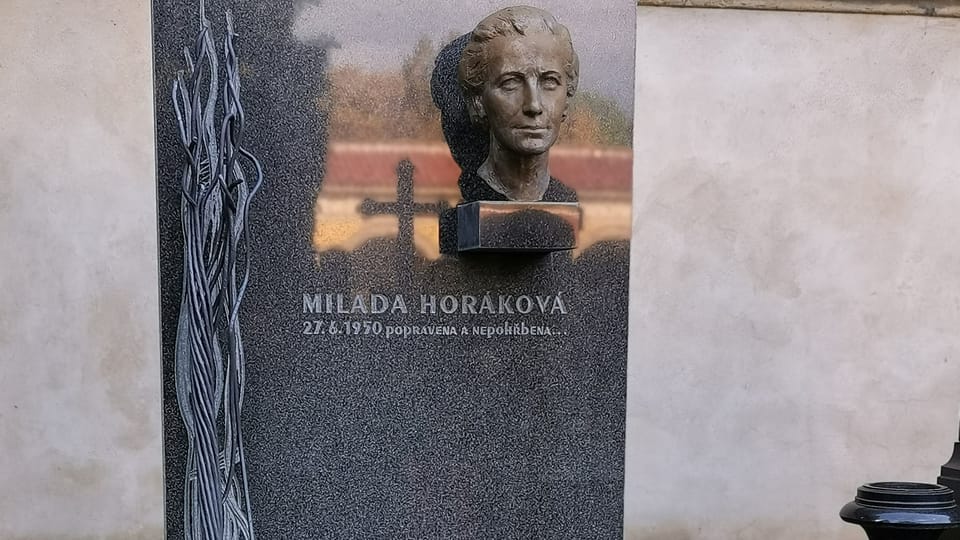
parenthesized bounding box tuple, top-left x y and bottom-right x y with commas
(300, 291, 568, 339)
(304, 293, 567, 315)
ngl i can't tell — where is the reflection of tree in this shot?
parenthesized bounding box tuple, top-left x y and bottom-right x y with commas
(328, 38, 442, 142)
(327, 37, 631, 148)
(561, 91, 633, 147)
(400, 38, 439, 139)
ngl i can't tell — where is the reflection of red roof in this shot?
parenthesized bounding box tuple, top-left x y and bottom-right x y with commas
(324, 142, 631, 194)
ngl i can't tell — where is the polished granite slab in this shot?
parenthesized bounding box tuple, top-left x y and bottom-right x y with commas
(154, 2, 634, 538)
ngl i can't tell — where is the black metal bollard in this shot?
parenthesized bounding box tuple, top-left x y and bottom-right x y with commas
(937, 435, 960, 540)
(841, 483, 960, 540)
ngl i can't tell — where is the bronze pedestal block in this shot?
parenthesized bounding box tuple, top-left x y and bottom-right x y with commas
(457, 200, 580, 253)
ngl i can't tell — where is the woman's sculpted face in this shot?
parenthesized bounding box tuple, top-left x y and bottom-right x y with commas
(457, 6, 579, 201)
(479, 32, 569, 158)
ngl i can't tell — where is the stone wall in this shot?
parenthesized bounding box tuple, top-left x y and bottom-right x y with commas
(0, 1, 163, 538)
(626, 7, 960, 539)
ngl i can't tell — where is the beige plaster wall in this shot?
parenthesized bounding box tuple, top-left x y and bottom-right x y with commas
(0, 1, 163, 539)
(627, 7, 960, 540)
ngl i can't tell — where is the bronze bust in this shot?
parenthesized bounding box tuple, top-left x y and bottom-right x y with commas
(458, 6, 579, 202)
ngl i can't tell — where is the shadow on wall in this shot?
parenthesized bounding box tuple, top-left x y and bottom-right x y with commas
(625, 523, 804, 539)
(625, 525, 696, 540)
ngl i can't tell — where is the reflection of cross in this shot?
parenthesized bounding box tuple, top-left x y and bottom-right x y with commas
(360, 159, 448, 282)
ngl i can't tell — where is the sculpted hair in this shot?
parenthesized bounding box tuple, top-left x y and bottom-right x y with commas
(458, 6, 580, 109)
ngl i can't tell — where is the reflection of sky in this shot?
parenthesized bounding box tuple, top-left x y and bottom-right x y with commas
(292, 0, 635, 114)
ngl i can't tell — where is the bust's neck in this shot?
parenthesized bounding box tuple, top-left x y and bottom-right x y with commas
(477, 141, 550, 202)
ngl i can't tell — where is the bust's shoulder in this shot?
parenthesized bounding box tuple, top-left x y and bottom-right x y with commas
(545, 177, 578, 203)
(459, 172, 506, 202)
(459, 172, 579, 203)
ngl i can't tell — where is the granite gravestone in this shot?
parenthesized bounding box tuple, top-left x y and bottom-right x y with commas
(154, 2, 634, 538)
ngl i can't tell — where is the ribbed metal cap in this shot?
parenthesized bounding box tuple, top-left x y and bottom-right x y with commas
(855, 483, 958, 511)
(841, 482, 960, 533)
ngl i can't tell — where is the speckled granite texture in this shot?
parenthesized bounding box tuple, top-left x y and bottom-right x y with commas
(155, 2, 630, 538)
